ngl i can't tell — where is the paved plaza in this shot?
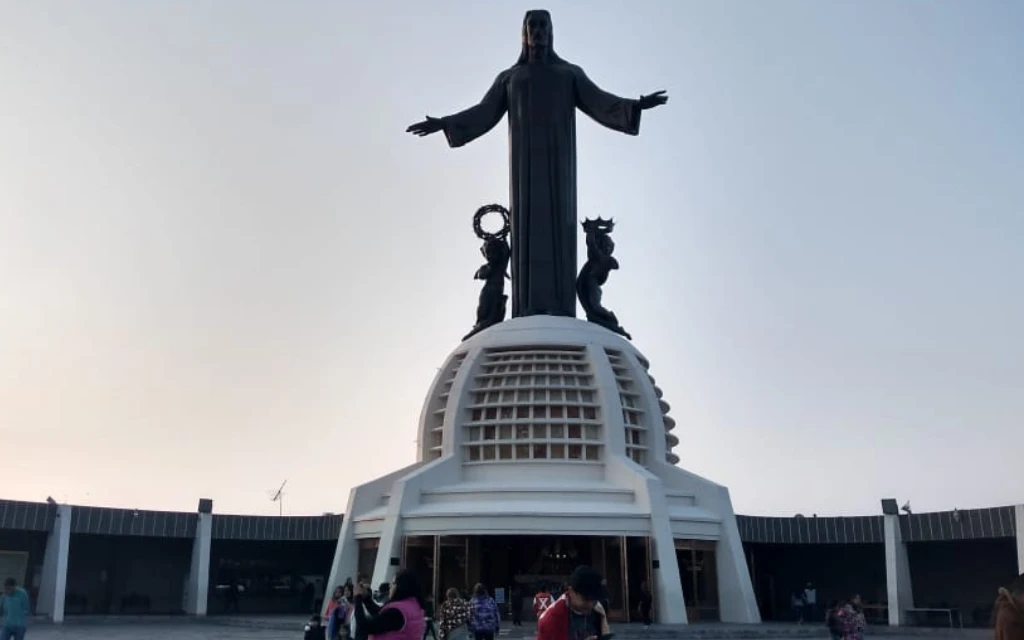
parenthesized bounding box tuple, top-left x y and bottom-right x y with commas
(20, 620, 993, 640)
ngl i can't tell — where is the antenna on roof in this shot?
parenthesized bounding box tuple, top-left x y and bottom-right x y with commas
(270, 480, 287, 517)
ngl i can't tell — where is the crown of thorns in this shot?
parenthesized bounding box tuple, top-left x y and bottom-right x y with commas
(582, 217, 615, 234)
(473, 204, 511, 241)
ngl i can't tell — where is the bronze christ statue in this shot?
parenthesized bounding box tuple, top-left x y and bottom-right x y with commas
(408, 9, 667, 318)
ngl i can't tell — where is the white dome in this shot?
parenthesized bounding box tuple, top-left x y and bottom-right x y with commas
(330, 317, 759, 627)
(417, 315, 680, 469)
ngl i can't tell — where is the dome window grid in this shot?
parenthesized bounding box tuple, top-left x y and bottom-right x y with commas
(426, 352, 467, 460)
(462, 347, 603, 464)
(605, 349, 648, 466)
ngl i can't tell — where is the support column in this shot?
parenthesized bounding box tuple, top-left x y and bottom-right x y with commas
(620, 536, 630, 622)
(184, 498, 213, 616)
(881, 500, 914, 626)
(432, 536, 441, 601)
(1015, 505, 1024, 575)
(36, 503, 71, 623)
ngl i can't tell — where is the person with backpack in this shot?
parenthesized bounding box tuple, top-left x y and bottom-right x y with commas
(438, 588, 470, 640)
(467, 584, 500, 640)
(533, 584, 553, 620)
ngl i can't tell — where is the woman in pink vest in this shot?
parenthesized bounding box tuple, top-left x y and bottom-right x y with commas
(353, 570, 426, 640)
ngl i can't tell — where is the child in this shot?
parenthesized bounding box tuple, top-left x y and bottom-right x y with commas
(305, 614, 325, 640)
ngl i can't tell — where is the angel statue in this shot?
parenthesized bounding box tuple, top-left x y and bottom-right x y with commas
(576, 217, 631, 340)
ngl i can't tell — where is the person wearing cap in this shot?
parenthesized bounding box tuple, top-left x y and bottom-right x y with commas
(537, 567, 610, 640)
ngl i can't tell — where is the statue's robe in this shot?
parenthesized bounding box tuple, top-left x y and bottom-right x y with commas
(443, 59, 641, 318)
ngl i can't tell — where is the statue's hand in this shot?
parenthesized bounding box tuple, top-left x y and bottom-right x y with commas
(406, 115, 445, 136)
(639, 90, 668, 110)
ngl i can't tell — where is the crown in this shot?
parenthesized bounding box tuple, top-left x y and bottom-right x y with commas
(581, 217, 615, 233)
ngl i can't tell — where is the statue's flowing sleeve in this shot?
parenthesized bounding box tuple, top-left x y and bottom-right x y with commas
(572, 66, 642, 135)
(442, 72, 509, 148)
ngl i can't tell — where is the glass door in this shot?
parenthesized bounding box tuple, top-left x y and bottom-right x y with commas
(600, 537, 626, 621)
(674, 540, 719, 621)
(438, 536, 468, 598)
(625, 537, 652, 622)
(403, 536, 435, 600)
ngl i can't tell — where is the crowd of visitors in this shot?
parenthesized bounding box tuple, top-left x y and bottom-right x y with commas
(310, 567, 610, 640)
(0, 564, 1021, 640)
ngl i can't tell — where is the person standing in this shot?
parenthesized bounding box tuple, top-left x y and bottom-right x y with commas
(1, 578, 31, 640)
(225, 578, 241, 613)
(803, 582, 817, 624)
(509, 585, 523, 627)
(637, 582, 653, 628)
(467, 584, 500, 640)
(422, 595, 438, 640)
(328, 586, 353, 640)
(326, 587, 345, 637)
(353, 571, 425, 640)
(791, 590, 805, 623)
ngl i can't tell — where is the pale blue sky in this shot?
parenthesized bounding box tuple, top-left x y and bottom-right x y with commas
(1, 1, 1021, 517)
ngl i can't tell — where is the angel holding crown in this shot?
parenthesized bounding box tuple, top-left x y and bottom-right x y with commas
(576, 218, 631, 340)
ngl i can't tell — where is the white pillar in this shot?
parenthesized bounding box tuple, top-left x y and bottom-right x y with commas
(183, 500, 213, 616)
(1015, 504, 1024, 575)
(883, 512, 914, 626)
(713, 486, 760, 624)
(602, 456, 686, 624)
(36, 504, 71, 623)
(650, 534, 686, 624)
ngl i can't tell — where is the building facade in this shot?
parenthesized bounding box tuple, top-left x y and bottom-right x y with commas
(0, 498, 1020, 626)
(3, 317, 1020, 627)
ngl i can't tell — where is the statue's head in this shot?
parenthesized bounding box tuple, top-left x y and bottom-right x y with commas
(524, 10, 551, 49)
(483, 237, 510, 264)
(517, 10, 563, 64)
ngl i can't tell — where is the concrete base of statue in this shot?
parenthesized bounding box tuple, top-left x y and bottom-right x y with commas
(325, 316, 760, 625)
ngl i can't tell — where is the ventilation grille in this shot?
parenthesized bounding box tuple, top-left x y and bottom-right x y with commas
(462, 347, 602, 463)
(426, 352, 467, 460)
(605, 348, 647, 465)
